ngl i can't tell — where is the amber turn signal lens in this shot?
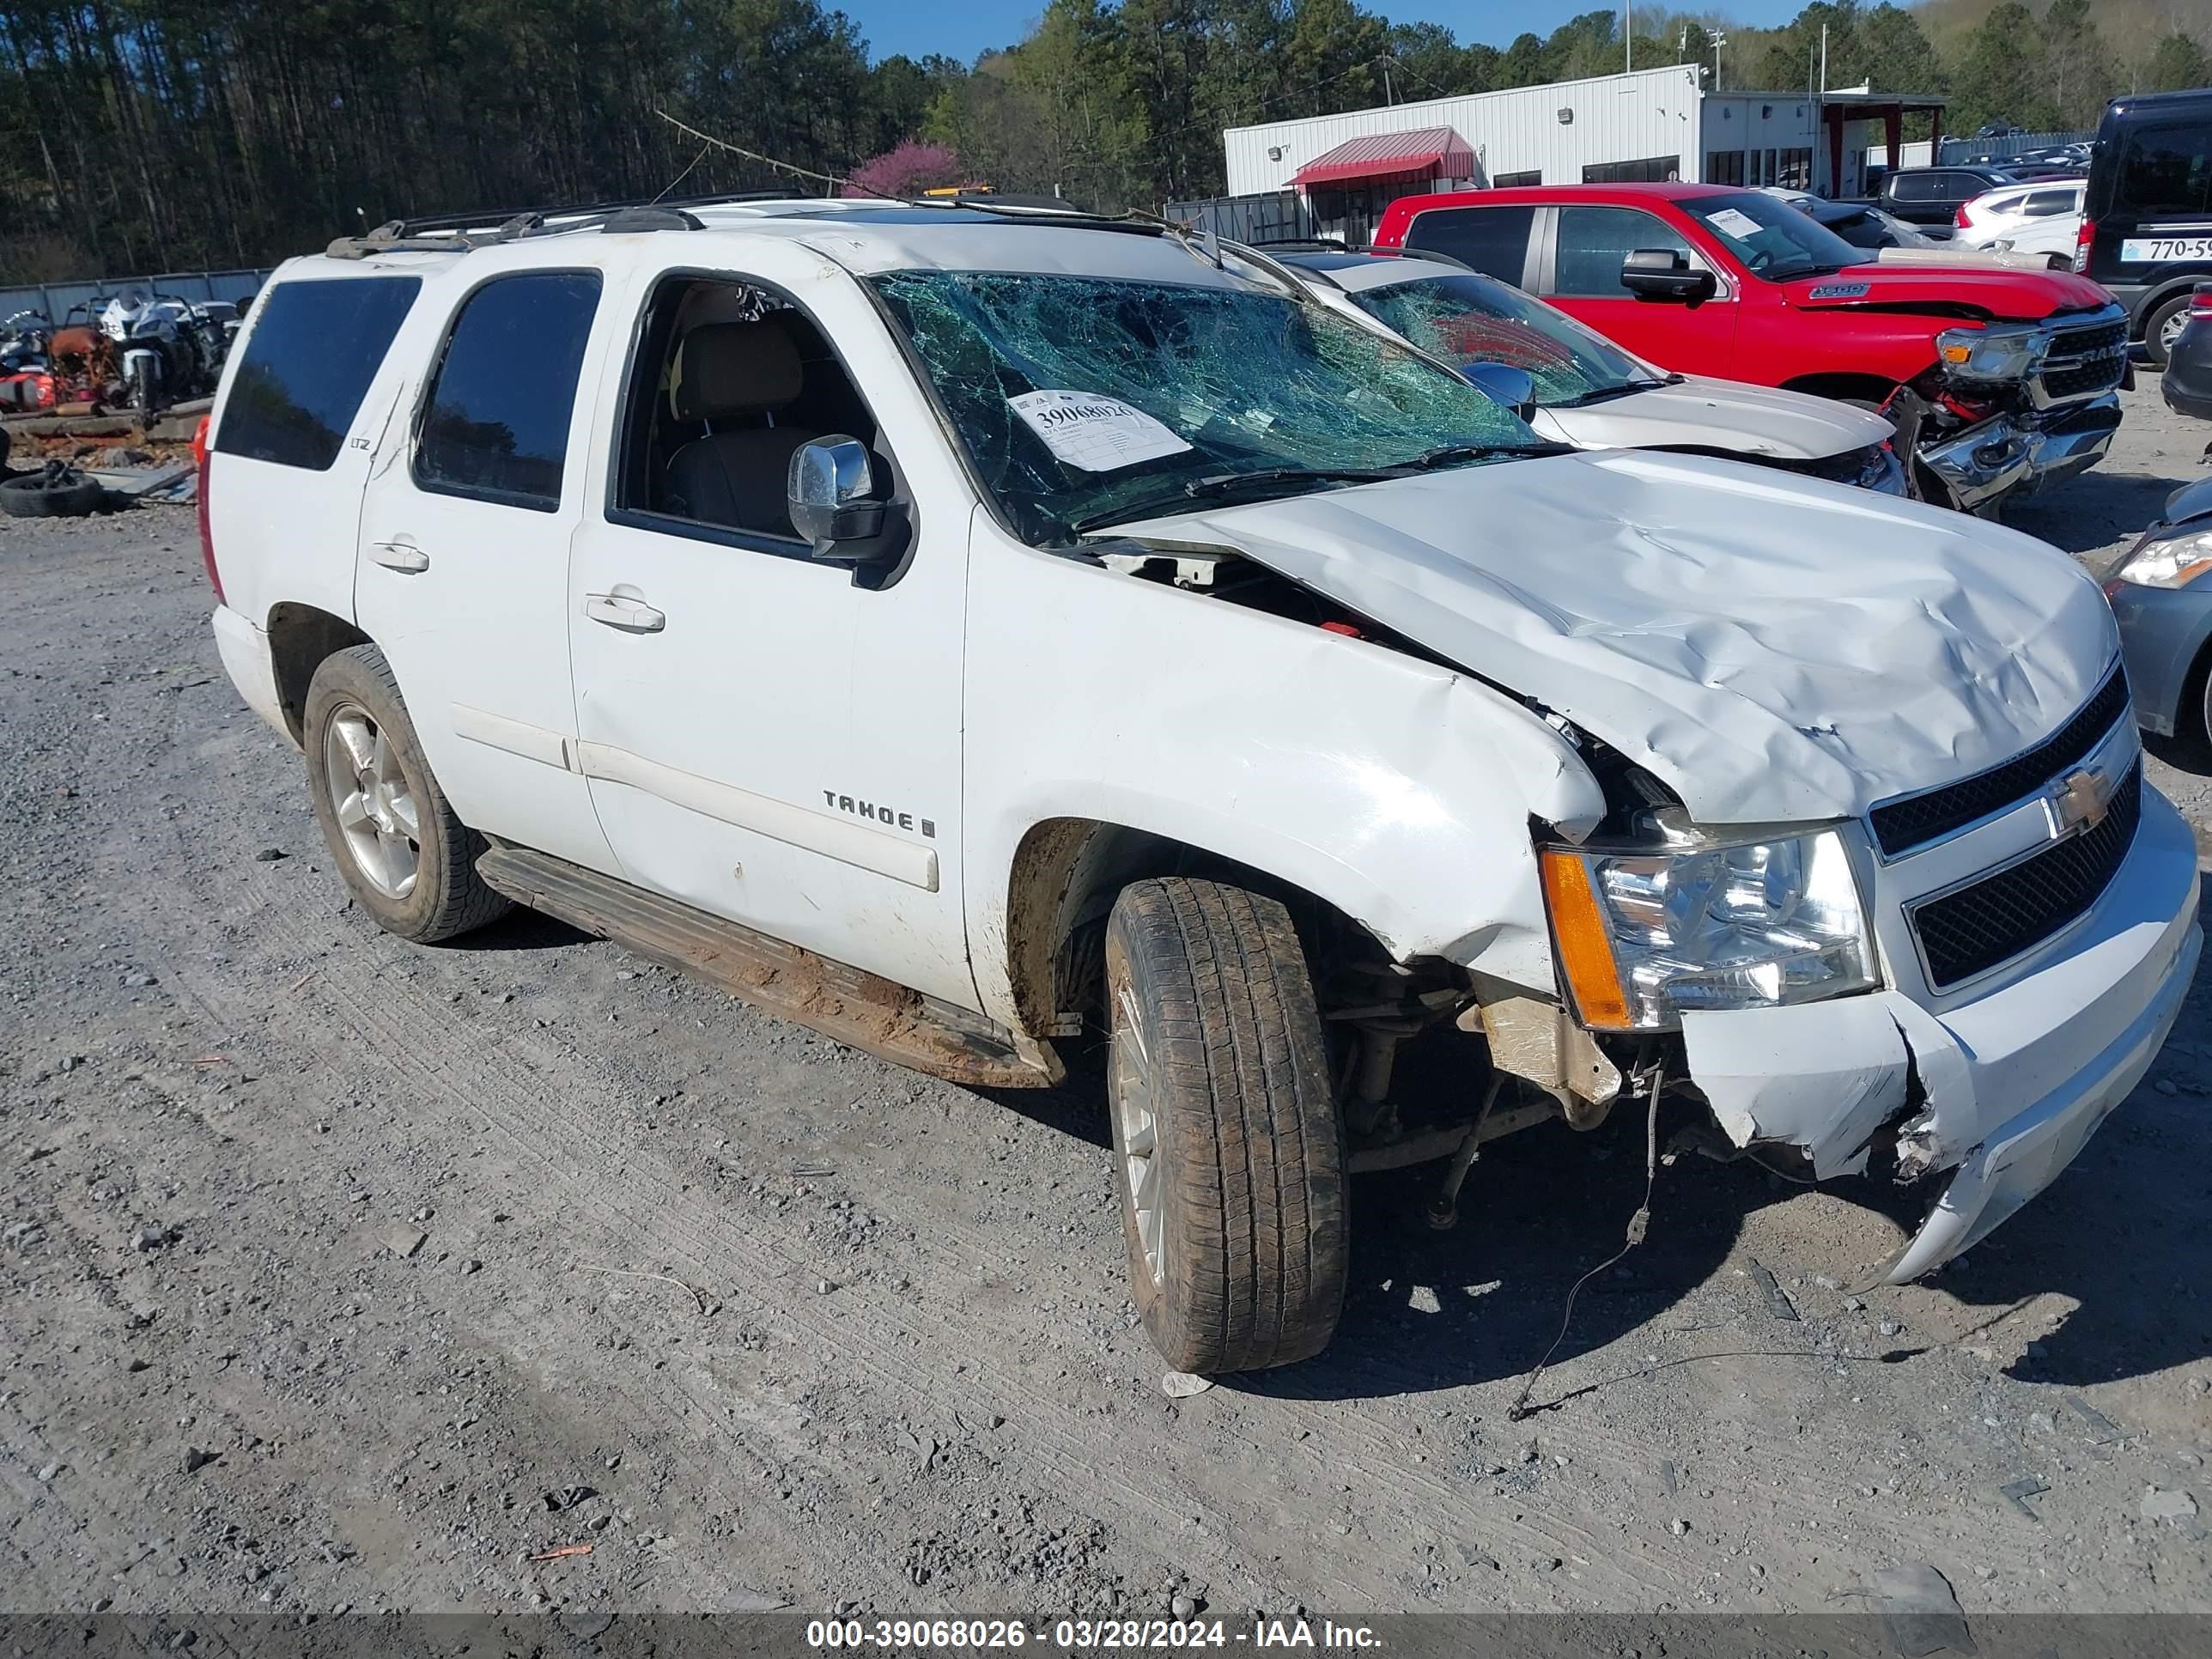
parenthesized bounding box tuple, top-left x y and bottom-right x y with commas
(1539, 849, 1632, 1031)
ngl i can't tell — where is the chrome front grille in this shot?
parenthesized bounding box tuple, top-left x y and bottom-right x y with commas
(2032, 313, 2127, 407)
(1908, 763, 2142, 989)
(1869, 669, 2130, 857)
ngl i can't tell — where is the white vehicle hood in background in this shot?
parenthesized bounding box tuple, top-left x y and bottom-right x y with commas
(1114, 449, 2114, 826)
(1532, 376, 1892, 460)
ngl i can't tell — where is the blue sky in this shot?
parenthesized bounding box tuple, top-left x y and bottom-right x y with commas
(846, 3, 1813, 65)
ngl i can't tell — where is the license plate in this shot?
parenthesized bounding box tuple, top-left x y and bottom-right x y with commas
(2122, 235, 2212, 262)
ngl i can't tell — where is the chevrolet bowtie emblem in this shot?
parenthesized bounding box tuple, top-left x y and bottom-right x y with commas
(2048, 767, 2112, 838)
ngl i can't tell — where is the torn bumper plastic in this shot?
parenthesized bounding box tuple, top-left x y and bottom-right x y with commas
(1683, 782, 2201, 1282)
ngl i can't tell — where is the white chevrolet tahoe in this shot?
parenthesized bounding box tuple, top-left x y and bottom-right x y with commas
(199, 197, 2201, 1376)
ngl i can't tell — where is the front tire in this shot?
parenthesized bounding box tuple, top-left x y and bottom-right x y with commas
(1104, 878, 1347, 1374)
(303, 645, 509, 943)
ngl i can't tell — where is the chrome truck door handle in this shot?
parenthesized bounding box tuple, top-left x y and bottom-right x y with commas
(584, 592, 666, 633)
(369, 539, 429, 574)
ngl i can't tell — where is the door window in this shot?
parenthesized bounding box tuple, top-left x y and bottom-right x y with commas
(214, 276, 419, 471)
(1401, 205, 1536, 283)
(1890, 173, 1939, 203)
(611, 275, 887, 554)
(416, 271, 601, 512)
(1553, 207, 1698, 297)
(2021, 189, 2079, 216)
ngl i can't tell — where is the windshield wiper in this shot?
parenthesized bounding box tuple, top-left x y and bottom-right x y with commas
(1551, 378, 1674, 409)
(1185, 465, 1401, 497)
(1399, 440, 1572, 468)
(1068, 466, 1395, 535)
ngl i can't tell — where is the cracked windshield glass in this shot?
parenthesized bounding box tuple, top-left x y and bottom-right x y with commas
(1347, 272, 1668, 409)
(870, 268, 1550, 543)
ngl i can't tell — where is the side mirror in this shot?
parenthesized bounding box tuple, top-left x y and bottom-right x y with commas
(788, 434, 902, 563)
(1462, 362, 1537, 414)
(1620, 248, 1717, 303)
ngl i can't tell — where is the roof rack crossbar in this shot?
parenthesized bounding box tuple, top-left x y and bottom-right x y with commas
(326, 204, 708, 260)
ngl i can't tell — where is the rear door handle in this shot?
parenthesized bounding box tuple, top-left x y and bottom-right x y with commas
(369, 539, 429, 574)
(585, 592, 666, 633)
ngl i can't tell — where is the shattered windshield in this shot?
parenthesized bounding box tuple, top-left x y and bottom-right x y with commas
(1680, 191, 1869, 281)
(1347, 272, 1665, 407)
(869, 270, 1549, 543)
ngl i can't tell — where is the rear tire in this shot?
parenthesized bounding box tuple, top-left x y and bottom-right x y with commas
(303, 645, 509, 943)
(1104, 877, 1347, 1375)
(2145, 292, 2191, 369)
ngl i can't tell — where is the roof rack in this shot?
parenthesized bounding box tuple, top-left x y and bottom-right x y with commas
(397, 191, 793, 236)
(325, 201, 741, 259)
(322, 190, 1170, 261)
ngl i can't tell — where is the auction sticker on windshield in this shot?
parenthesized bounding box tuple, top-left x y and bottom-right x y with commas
(1012, 390, 1192, 471)
(1706, 207, 1765, 240)
(2123, 236, 2212, 263)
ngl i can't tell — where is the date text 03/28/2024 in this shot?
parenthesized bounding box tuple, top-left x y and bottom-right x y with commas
(805, 1618, 1383, 1650)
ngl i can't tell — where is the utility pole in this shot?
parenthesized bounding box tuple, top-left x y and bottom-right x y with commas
(1712, 32, 1726, 91)
(1625, 3, 1632, 73)
(1820, 22, 1828, 94)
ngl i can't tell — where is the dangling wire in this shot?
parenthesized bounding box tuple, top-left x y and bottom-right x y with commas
(1507, 1057, 1663, 1421)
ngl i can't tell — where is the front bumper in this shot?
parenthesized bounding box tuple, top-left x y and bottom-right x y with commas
(1915, 394, 2121, 507)
(1682, 781, 2201, 1281)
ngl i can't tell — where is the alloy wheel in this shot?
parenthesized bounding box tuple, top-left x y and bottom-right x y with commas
(322, 702, 421, 899)
(1110, 979, 1169, 1287)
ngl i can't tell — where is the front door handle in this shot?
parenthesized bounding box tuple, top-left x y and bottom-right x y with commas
(585, 592, 666, 634)
(369, 539, 429, 574)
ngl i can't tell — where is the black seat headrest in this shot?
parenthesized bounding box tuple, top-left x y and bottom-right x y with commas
(672, 319, 804, 422)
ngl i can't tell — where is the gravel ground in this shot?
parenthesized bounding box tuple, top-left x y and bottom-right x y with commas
(4, 386, 2212, 1622)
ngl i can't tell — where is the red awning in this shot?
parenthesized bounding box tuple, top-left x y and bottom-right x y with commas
(1291, 126, 1475, 190)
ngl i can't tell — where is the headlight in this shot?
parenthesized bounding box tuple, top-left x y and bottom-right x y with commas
(1935, 322, 2045, 382)
(2110, 524, 2212, 590)
(1539, 826, 1877, 1030)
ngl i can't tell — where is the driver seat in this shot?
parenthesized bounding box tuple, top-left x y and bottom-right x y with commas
(664, 319, 820, 538)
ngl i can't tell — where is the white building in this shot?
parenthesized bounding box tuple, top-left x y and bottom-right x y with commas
(1213, 65, 1940, 241)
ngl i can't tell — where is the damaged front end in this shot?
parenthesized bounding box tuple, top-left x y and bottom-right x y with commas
(1656, 695, 2202, 1283)
(1899, 303, 2128, 511)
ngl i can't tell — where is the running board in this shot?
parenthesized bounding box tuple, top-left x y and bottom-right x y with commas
(476, 846, 1060, 1090)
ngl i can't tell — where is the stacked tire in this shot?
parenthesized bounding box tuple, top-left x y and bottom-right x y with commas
(0, 461, 103, 519)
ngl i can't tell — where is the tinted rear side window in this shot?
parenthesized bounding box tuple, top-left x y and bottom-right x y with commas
(2118, 125, 2212, 217)
(416, 271, 602, 511)
(214, 276, 420, 471)
(1403, 205, 1535, 284)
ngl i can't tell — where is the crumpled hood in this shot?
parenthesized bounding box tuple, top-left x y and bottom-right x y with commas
(1534, 375, 1892, 460)
(1784, 262, 2112, 320)
(1115, 449, 2117, 826)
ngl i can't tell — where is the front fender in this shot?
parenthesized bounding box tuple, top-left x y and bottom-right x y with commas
(961, 527, 1606, 1032)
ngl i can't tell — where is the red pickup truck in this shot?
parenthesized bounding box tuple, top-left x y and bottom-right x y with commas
(1371, 182, 2126, 514)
